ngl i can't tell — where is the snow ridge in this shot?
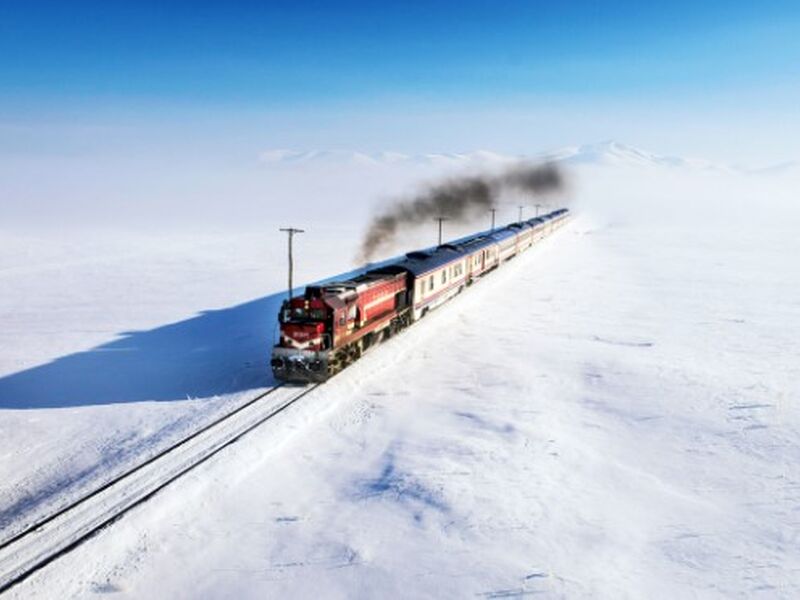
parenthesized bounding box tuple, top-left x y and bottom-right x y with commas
(258, 141, 782, 173)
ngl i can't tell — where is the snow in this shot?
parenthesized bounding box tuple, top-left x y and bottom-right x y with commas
(255, 141, 786, 174)
(258, 148, 524, 168)
(1, 144, 799, 598)
(542, 140, 736, 172)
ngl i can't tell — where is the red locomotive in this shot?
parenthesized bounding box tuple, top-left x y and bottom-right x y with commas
(271, 208, 571, 382)
(272, 271, 412, 381)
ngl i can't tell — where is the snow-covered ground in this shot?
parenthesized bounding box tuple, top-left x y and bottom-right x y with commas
(2, 143, 799, 597)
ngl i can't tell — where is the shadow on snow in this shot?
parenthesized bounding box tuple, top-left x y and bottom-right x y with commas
(0, 264, 382, 410)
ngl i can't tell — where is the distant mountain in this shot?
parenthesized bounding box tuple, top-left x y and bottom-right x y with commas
(259, 141, 792, 174)
(258, 148, 522, 168)
(540, 141, 735, 172)
(747, 160, 800, 176)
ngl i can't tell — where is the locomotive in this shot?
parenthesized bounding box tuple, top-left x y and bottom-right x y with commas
(270, 208, 571, 382)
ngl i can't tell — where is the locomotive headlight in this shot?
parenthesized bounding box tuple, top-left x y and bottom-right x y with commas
(270, 357, 284, 369)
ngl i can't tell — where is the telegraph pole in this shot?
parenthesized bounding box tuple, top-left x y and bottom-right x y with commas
(434, 217, 448, 246)
(279, 227, 304, 301)
(534, 203, 542, 217)
(489, 208, 497, 231)
(518, 205, 525, 222)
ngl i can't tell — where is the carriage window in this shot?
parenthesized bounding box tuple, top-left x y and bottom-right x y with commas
(442, 270, 447, 284)
(429, 276, 434, 291)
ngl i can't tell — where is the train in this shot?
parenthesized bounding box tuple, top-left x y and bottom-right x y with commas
(270, 208, 571, 382)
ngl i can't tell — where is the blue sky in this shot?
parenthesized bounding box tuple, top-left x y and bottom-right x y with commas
(1, 1, 800, 178)
(2, 2, 799, 104)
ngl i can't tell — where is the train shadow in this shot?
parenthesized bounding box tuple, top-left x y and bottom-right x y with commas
(0, 264, 381, 410)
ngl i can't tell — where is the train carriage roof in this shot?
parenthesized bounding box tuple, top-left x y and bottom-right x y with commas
(373, 245, 467, 277)
(508, 221, 533, 231)
(452, 235, 497, 253)
(488, 228, 517, 242)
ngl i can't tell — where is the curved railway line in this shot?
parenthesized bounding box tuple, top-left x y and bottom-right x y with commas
(0, 382, 320, 594)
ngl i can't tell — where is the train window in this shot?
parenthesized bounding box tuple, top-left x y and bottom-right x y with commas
(429, 276, 434, 291)
(442, 270, 447, 284)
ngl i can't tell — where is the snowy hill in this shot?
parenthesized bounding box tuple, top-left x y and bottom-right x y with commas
(258, 141, 760, 173)
(542, 140, 735, 172)
(259, 148, 522, 168)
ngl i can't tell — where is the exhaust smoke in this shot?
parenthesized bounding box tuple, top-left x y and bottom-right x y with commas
(357, 162, 565, 263)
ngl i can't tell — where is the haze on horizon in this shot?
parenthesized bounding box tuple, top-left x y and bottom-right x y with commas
(1, 0, 799, 228)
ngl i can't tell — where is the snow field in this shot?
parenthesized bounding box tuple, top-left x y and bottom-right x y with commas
(7, 206, 798, 598)
(2, 148, 799, 598)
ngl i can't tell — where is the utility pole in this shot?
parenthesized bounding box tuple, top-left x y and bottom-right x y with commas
(489, 208, 497, 231)
(534, 203, 543, 217)
(279, 227, 304, 301)
(518, 205, 525, 222)
(434, 217, 448, 246)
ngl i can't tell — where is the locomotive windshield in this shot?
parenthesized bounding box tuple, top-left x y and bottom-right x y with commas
(281, 304, 326, 322)
(296, 307, 326, 320)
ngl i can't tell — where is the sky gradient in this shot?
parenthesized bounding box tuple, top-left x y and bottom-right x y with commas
(1, 1, 799, 228)
(2, 2, 799, 103)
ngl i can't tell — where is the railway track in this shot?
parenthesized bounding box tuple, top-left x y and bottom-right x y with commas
(0, 382, 320, 594)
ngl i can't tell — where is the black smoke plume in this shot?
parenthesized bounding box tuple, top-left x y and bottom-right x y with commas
(358, 162, 564, 263)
